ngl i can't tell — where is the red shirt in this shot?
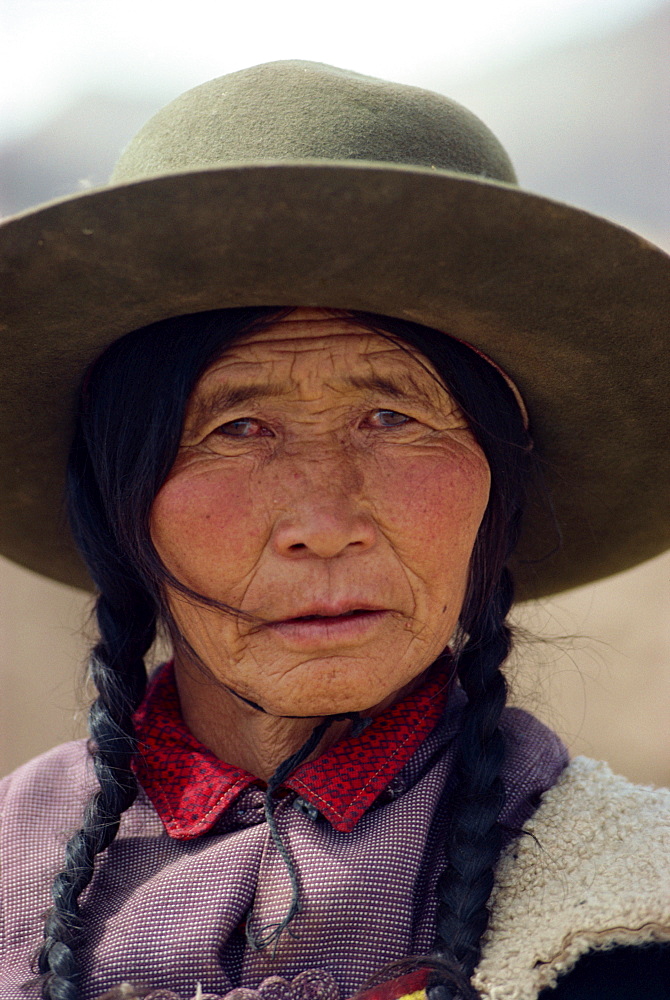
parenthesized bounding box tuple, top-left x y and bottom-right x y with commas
(133, 660, 452, 838)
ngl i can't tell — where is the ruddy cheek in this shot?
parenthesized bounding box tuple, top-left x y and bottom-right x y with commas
(378, 452, 489, 548)
(150, 473, 262, 592)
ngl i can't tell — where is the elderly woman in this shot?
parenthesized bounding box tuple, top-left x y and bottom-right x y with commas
(0, 62, 668, 1000)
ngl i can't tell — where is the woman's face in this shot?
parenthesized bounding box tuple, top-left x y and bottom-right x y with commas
(150, 310, 490, 717)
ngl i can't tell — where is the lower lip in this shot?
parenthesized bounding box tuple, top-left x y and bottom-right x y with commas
(267, 610, 391, 645)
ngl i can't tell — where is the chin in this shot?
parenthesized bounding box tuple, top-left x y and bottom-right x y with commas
(256, 690, 376, 719)
(248, 661, 425, 720)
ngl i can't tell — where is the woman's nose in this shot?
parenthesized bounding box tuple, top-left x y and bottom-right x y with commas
(270, 458, 376, 559)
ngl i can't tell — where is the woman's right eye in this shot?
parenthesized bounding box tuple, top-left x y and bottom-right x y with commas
(214, 418, 267, 438)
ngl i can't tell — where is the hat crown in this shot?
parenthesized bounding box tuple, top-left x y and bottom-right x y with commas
(111, 60, 517, 185)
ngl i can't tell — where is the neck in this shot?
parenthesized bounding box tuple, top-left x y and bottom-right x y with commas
(174, 664, 353, 781)
(173, 657, 431, 782)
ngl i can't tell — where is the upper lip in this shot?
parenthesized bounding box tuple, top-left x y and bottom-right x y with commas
(269, 602, 389, 623)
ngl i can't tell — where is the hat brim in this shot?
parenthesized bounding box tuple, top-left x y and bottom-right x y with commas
(1, 161, 669, 599)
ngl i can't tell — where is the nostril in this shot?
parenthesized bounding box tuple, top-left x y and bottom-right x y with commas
(273, 508, 376, 558)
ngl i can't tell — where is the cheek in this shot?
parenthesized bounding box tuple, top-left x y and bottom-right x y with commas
(374, 449, 490, 567)
(150, 469, 264, 593)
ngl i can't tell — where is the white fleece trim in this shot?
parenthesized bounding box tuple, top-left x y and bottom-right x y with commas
(472, 756, 670, 999)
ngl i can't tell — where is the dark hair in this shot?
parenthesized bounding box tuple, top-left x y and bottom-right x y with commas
(38, 307, 532, 1000)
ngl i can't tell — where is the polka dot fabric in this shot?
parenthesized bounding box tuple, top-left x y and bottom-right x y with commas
(132, 662, 453, 837)
(0, 683, 569, 999)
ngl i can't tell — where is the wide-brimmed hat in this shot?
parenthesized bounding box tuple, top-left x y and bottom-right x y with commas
(1, 60, 668, 600)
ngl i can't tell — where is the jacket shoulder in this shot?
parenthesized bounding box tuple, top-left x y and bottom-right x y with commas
(0, 740, 160, 839)
(474, 756, 670, 1000)
(1, 740, 93, 819)
(0, 740, 96, 904)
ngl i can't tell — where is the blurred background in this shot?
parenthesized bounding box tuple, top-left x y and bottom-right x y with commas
(1, 0, 669, 783)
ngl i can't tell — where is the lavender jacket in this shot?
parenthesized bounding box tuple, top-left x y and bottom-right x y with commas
(0, 692, 568, 1000)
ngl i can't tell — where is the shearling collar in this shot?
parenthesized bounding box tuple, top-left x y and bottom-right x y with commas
(474, 757, 670, 999)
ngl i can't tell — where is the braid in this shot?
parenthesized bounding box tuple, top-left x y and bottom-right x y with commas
(38, 590, 154, 999)
(429, 567, 516, 998)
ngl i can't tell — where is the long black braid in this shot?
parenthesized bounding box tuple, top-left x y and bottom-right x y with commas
(37, 340, 159, 998)
(428, 568, 517, 1000)
(37, 307, 534, 999)
(38, 590, 154, 1000)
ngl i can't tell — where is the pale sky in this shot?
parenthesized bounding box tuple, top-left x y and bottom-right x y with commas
(1, 0, 665, 140)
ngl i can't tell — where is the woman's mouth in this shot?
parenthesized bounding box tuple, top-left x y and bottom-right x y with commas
(267, 608, 391, 645)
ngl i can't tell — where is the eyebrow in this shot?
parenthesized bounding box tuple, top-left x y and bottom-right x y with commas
(189, 371, 445, 425)
(343, 373, 443, 406)
(189, 381, 288, 424)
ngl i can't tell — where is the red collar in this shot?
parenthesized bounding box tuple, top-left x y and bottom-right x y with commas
(133, 661, 451, 839)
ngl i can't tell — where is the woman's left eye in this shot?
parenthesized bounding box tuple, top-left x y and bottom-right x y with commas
(369, 409, 412, 427)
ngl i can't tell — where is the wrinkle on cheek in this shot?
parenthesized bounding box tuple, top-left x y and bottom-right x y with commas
(373, 452, 489, 540)
(151, 472, 268, 597)
(367, 450, 488, 628)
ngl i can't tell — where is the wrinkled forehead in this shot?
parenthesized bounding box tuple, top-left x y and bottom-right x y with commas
(195, 308, 448, 400)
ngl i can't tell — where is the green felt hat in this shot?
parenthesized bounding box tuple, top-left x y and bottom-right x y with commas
(1, 60, 668, 599)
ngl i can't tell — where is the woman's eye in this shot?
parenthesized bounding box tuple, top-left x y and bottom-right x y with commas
(370, 409, 411, 427)
(214, 418, 265, 438)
